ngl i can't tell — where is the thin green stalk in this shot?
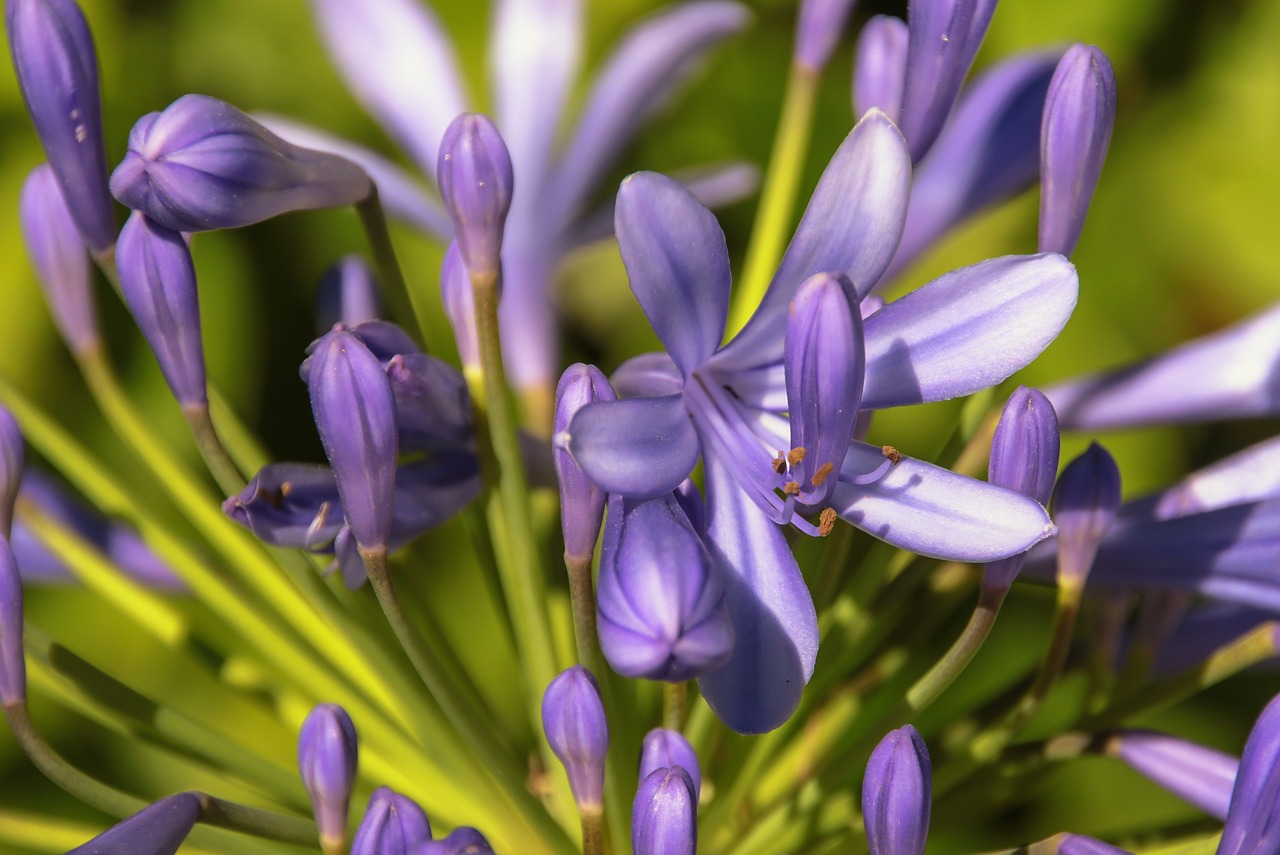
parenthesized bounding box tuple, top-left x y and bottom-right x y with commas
(580, 809, 605, 855)
(727, 63, 821, 335)
(899, 583, 1007, 718)
(356, 191, 429, 346)
(182, 402, 246, 495)
(664, 682, 689, 732)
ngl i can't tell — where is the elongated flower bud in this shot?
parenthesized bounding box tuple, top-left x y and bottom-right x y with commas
(1039, 44, 1116, 257)
(110, 94, 372, 232)
(437, 113, 514, 282)
(0, 405, 23, 539)
(116, 212, 207, 408)
(308, 329, 398, 555)
(862, 725, 932, 855)
(440, 242, 480, 372)
(597, 493, 733, 682)
(784, 272, 864, 507)
(19, 163, 99, 354)
(1051, 442, 1121, 589)
(984, 386, 1060, 590)
(6, 0, 115, 253)
(66, 792, 202, 855)
(1220, 693, 1280, 855)
(542, 665, 609, 812)
(410, 827, 496, 855)
(299, 704, 359, 848)
(317, 255, 382, 332)
(0, 535, 24, 705)
(555, 364, 616, 560)
(853, 15, 909, 121)
(352, 788, 431, 855)
(640, 729, 701, 800)
(632, 766, 697, 855)
(1107, 730, 1237, 821)
(794, 0, 858, 73)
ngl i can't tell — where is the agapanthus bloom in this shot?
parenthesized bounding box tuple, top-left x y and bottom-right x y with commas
(566, 109, 1075, 732)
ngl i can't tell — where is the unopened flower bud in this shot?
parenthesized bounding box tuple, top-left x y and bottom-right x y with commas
(18, 163, 99, 354)
(554, 364, 616, 560)
(1039, 44, 1117, 257)
(542, 665, 609, 812)
(116, 212, 207, 408)
(436, 113, 513, 282)
(308, 329, 398, 554)
(862, 724, 932, 855)
(66, 792, 202, 855)
(853, 15, 909, 121)
(110, 94, 372, 232)
(6, 0, 115, 253)
(794, 0, 858, 74)
(440, 242, 480, 372)
(385, 351, 472, 454)
(410, 828, 496, 855)
(640, 729, 701, 800)
(299, 704, 359, 847)
(597, 493, 733, 682)
(317, 255, 382, 332)
(351, 788, 431, 855)
(0, 535, 24, 705)
(0, 405, 23, 539)
(1220, 693, 1280, 855)
(1107, 730, 1237, 821)
(1051, 442, 1121, 589)
(632, 766, 697, 855)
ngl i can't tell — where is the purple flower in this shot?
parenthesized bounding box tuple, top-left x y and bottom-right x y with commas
(854, 16, 909, 122)
(554, 364, 615, 561)
(116, 212, 207, 409)
(316, 255, 382, 331)
(277, 0, 753, 396)
(0, 534, 24, 705)
(639, 729, 701, 801)
(862, 724, 932, 855)
(632, 766, 697, 855)
(410, 828, 496, 855)
(5, 0, 115, 253)
(18, 163, 99, 354)
(0, 404, 23, 539)
(298, 704, 359, 846)
(541, 665, 609, 811)
(352, 787, 431, 855)
(1219, 693, 1280, 855)
(567, 111, 1072, 731)
(437, 114, 513, 282)
(795, 0, 859, 73)
(110, 94, 371, 232)
(1051, 443, 1122, 588)
(1108, 730, 1238, 821)
(65, 792, 202, 855)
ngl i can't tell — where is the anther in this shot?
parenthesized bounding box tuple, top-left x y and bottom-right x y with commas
(811, 462, 835, 486)
(771, 453, 787, 475)
(881, 445, 903, 464)
(787, 447, 807, 467)
(783, 481, 801, 496)
(818, 508, 837, 537)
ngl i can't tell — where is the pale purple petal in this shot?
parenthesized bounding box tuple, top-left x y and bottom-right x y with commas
(316, 255, 382, 331)
(886, 51, 1060, 280)
(615, 171, 731, 376)
(717, 110, 911, 371)
(255, 114, 452, 238)
(696, 456, 819, 734)
(1110, 730, 1237, 821)
(831, 442, 1056, 561)
(310, 0, 467, 176)
(1220, 693, 1280, 855)
(861, 253, 1078, 409)
(1153, 436, 1280, 518)
(567, 395, 699, 498)
(65, 793, 201, 855)
(794, 0, 858, 73)
(853, 15, 908, 122)
(611, 353, 684, 399)
(1045, 302, 1280, 430)
(546, 1, 750, 230)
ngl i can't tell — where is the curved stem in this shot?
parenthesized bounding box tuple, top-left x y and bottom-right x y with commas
(356, 191, 428, 347)
(182, 402, 245, 496)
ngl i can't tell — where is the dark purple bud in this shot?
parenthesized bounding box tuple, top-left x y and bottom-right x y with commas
(853, 15, 909, 121)
(899, 0, 998, 162)
(1038, 44, 1117, 257)
(308, 329, 398, 554)
(351, 787, 431, 855)
(784, 272, 864, 507)
(632, 766, 697, 855)
(317, 255, 382, 332)
(794, 0, 858, 73)
(862, 724, 932, 855)
(436, 114, 513, 282)
(1051, 442, 1121, 589)
(983, 386, 1060, 590)
(385, 352, 472, 455)
(410, 827, 496, 855)
(110, 94, 372, 232)
(640, 728, 701, 801)
(598, 493, 733, 682)
(542, 665, 609, 811)
(6, 0, 115, 253)
(223, 463, 344, 551)
(298, 703, 359, 846)
(0, 535, 24, 705)
(439, 242, 480, 371)
(0, 405, 23, 539)
(1108, 730, 1237, 821)
(1220, 693, 1280, 855)
(18, 163, 99, 353)
(554, 364, 617, 560)
(116, 212, 207, 408)
(66, 792, 202, 855)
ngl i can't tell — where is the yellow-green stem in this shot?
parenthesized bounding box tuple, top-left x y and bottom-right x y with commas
(356, 191, 429, 347)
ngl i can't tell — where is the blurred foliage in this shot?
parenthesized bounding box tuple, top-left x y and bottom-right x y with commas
(1, 0, 1279, 851)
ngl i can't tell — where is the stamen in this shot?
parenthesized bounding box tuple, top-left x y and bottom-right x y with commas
(811, 461, 835, 486)
(849, 458, 894, 485)
(818, 508, 837, 537)
(882, 445, 903, 464)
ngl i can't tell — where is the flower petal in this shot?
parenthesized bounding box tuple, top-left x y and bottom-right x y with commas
(1221, 693, 1280, 855)
(861, 253, 1078, 409)
(830, 442, 1055, 561)
(615, 172, 732, 376)
(567, 395, 699, 498)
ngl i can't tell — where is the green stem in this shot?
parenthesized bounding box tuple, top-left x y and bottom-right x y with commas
(726, 62, 819, 335)
(580, 808, 605, 855)
(356, 191, 428, 346)
(902, 583, 1007, 713)
(182, 402, 246, 496)
(663, 682, 689, 732)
